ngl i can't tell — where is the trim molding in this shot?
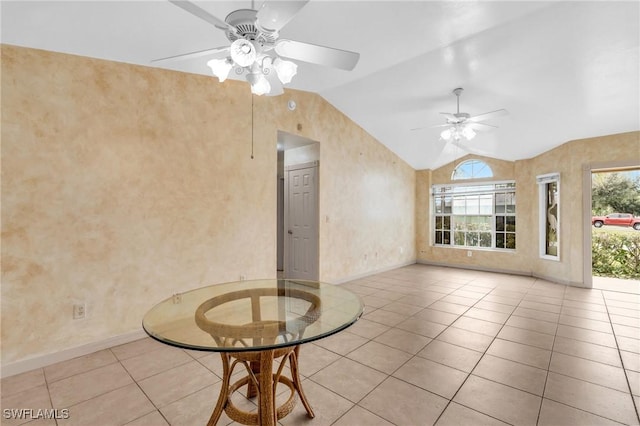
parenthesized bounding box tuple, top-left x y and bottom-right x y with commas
(1, 329, 147, 379)
(416, 260, 586, 287)
(330, 260, 417, 285)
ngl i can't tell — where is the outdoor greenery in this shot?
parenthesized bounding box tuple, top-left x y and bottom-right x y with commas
(592, 170, 640, 278)
(592, 172, 640, 216)
(592, 231, 640, 278)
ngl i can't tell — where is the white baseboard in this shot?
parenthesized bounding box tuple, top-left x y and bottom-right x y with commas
(532, 272, 587, 288)
(1, 329, 147, 379)
(417, 259, 587, 288)
(331, 260, 417, 285)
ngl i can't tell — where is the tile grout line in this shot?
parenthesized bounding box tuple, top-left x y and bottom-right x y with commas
(430, 277, 536, 426)
(327, 277, 481, 426)
(534, 282, 564, 426)
(601, 292, 640, 424)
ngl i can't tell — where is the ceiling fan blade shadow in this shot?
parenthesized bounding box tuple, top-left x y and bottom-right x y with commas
(264, 69, 284, 96)
(275, 39, 360, 71)
(152, 46, 229, 63)
(468, 109, 508, 122)
(451, 139, 493, 156)
(168, 0, 233, 31)
(257, 0, 309, 32)
(411, 122, 453, 131)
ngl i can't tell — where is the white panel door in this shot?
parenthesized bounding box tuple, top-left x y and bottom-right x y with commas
(285, 165, 318, 280)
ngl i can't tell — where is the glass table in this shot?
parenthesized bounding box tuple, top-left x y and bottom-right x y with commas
(143, 279, 364, 426)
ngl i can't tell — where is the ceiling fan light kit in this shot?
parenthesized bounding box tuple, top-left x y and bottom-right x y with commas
(422, 87, 507, 144)
(161, 0, 360, 96)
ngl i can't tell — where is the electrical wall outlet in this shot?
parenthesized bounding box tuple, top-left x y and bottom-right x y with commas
(172, 293, 182, 304)
(467, 250, 473, 257)
(73, 303, 85, 319)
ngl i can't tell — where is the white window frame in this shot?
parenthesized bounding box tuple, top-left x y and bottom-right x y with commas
(432, 180, 516, 251)
(537, 172, 560, 261)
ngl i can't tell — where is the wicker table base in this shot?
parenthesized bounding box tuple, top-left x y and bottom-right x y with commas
(207, 345, 314, 426)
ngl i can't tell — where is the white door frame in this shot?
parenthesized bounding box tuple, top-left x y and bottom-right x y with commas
(582, 160, 640, 288)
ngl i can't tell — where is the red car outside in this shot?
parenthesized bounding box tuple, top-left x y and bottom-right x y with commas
(592, 213, 640, 230)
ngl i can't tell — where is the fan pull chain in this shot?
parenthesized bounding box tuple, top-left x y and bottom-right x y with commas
(251, 94, 254, 159)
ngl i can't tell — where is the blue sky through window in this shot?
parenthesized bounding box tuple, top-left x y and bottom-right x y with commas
(452, 160, 493, 180)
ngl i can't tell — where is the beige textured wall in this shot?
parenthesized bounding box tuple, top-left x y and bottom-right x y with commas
(529, 132, 640, 284)
(416, 132, 640, 284)
(1, 45, 415, 365)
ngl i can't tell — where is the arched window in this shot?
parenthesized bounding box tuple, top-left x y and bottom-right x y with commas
(452, 159, 493, 180)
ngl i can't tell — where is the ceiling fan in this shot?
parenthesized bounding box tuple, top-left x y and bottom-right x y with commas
(154, 0, 360, 96)
(413, 88, 508, 149)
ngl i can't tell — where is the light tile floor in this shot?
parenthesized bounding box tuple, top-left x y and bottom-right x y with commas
(2, 264, 640, 425)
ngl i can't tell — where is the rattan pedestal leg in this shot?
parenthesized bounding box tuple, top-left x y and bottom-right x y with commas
(291, 345, 315, 418)
(207, 353, 231, 426)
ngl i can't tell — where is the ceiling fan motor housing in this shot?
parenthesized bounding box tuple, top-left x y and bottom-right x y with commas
(224, 9, 277, 47)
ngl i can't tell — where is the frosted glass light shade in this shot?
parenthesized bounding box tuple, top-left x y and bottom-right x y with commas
(462, 126, 476, 140)
(247, 72, 271, 96)
(274, 58, 298, 84)
(440, 128, 453, 140)
(206, 58, 233, 82)
(230, 39, 257, 67)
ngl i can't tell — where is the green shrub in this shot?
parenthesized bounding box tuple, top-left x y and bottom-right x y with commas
(592, 232, 640, 279)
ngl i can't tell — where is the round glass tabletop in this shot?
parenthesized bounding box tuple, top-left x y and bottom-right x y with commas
(143, 279, 364, 352)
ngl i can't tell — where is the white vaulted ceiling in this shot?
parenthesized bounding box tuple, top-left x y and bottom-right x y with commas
(2, 1, 639, 169)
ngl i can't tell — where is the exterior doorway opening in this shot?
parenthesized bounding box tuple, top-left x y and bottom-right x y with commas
(277, 131, 320, 280)
(584, 162, 640, 293)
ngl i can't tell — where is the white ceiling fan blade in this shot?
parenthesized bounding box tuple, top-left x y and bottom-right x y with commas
(468, 109, 508, 122)
(468, 122, 498, 131)
(152, 46, 229, 63)
(257, 0, 309, 32)
(275, 39, 360, 71)
(168, 0, 233, 31)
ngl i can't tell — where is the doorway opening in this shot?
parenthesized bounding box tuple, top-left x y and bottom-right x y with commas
(277, 131, 319, 280)
(584, 162, 640, 293)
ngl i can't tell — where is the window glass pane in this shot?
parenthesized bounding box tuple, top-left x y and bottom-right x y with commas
(435, 231, 442, 244)
(496, 216, 505, 232)
(443, 216, 451, 230)
(466, 232, 479, 247)
(506, 233, 516, 249)
(436, 216, 442, 229)
(467, 196, 479, 214)
(479, 195, 492, 214)
(443, 231, 451, 245)
(506, 216, 516, 232)
(478, 216, 491, 230)
(454, 231, 465, 245)
(452, 159, 494, 180)
(496, 233, 505, 248)
(506, 193, 516, 213)
(435, 197, 443, 214)
(480, 232, 492, 247)
(444, 197, 452, 213)
(452, 198, 465, 215)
